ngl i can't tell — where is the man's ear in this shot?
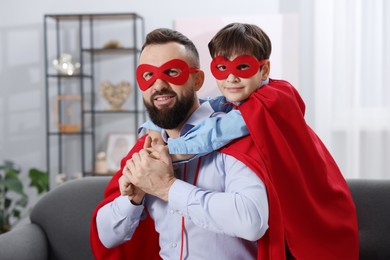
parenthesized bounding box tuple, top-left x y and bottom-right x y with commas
(261, 61, 270, 81)
(194, 70, 205, 91)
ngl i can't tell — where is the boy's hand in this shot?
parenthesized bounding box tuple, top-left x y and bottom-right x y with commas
(144, 134, 164, 159)
(124, 145, 176, 201)
(147, 130, 195, 162)
(147, 130, 165, 146)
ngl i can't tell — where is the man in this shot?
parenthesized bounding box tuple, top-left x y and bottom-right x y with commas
(90, 28, 269, 260)
(90, 28, 359, 260)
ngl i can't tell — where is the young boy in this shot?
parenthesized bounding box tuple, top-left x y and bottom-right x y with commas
(143, 23, 359, 259)
(159, 22, 271, 156)
(142, 23, 272, 160)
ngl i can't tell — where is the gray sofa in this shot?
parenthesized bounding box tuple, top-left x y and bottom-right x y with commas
(0, 177, 109, 260)
(0, 177, 389, 260)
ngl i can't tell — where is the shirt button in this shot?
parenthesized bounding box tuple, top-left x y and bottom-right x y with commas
(171, 243, 177, 248)
(169, 209, 175, 214)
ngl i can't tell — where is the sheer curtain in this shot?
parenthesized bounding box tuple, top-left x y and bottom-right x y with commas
(312, 0, 390, 179)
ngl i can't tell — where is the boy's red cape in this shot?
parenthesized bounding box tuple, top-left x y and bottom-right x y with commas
(90, 79, 359, 259)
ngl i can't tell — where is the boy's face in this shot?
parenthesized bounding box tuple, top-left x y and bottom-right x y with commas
(213, 54, 269, 103)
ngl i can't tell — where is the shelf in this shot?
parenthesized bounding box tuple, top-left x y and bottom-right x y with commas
(82, 47, 140, 55)
(85, 172, 115, 177)
(47, 74, 92, 78)
(45, 13, 143, 21)
(44, 12, 145, 183)
(48, 131, 93, 136)
(84, 110, 143, 114)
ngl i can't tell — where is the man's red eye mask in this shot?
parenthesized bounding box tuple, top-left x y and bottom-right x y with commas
(210, 55, 268, 80)
(136, 59, 199, 91)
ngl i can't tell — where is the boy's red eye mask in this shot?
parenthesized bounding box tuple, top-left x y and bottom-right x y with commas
(210, 55, 268, 80)
(136, 59, 199, 91)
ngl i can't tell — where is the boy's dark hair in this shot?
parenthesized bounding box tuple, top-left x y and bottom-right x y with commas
(141, 28, 200, 67)
(208, 23, 272, 60)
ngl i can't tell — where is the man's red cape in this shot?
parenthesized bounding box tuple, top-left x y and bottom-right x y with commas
(90, 79, 359, 259)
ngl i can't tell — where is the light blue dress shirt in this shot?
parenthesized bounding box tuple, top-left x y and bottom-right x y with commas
(96, 102, 269, 260)
(139, 96, 248, 156)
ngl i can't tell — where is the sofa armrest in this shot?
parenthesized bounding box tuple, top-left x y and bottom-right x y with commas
(0, 223, 48, 260)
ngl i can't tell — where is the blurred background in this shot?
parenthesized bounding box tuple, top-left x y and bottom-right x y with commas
(0, 0, 389, 198)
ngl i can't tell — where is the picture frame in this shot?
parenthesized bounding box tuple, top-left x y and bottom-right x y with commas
(106, 132, 136, 173)
(53, 95, 81, 133)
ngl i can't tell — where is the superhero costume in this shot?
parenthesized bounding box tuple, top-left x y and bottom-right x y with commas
(90, 79, 359, 259)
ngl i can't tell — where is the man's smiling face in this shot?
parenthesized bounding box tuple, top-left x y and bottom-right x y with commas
(139, 42, 199, 129)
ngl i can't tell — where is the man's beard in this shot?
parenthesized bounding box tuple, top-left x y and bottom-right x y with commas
(144, 89, 195, 129)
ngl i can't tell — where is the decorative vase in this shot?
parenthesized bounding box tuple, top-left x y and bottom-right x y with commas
(52, 53, 81, 76)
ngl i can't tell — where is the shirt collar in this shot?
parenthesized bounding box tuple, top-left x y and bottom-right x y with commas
(161, 102, 214, 143)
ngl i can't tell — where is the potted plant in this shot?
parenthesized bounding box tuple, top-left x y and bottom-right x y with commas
(0, 160, 49, 234)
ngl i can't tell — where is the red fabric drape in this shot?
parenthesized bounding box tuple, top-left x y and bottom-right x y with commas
(90, 79, 359, 259)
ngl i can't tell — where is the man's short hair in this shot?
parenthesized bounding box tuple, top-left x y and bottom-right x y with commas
(142, 28, 200, 68)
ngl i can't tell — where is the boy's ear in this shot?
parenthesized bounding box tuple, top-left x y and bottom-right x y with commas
(194, 70, 205, 91)
(261, 61, 270, 81)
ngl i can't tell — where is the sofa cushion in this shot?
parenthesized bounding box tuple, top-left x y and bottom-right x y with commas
(30, 177, 110, 260)
(347, 179, 390, 260)
(0, 223, 48, 260)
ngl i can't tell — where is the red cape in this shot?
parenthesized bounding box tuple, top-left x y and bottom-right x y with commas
(90, 79, 359, 259)
(225, 79, 358, 259)
(90, 135, 161, 260)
